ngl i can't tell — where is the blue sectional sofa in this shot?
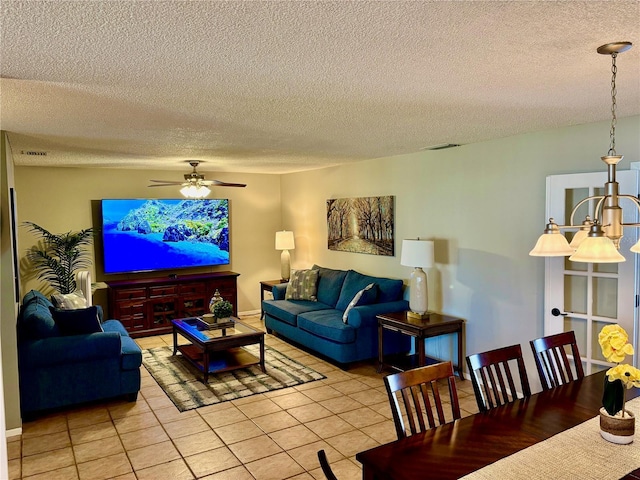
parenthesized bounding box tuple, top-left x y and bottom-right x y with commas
(263, 266, 410, 365)
(17, 290, 142, 417)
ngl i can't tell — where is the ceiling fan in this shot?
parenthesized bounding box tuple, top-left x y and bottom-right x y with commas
(149, 160, 246, 198)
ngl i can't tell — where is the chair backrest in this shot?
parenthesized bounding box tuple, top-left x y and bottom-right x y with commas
(384, 361, 461, 440)
(529, 331, 584, 390)
(466, 344, 531, 412)
(317, 449, 338, 480)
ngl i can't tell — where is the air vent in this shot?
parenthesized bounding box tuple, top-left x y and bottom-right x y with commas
(420, 144, 461, 151)
(21, 150, 47, 156)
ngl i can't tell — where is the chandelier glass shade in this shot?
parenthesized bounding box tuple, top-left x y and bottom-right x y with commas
(530, 42, 640, 263)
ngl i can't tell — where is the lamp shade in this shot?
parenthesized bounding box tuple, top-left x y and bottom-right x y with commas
(275, 231, 295, 250)
(529, 232, 574, 256)
(401, 239, 434, 268)
(569, 236, 626, 263)
(631, 238, 640, 254)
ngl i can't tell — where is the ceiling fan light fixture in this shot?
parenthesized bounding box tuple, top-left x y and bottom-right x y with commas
(180, 184, 210, 199)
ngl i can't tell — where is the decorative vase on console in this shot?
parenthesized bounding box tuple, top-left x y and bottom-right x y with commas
(209, 289, 223, 314)
(598, 324, 640, 444)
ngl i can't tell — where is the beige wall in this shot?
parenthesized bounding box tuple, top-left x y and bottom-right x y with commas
(281, 115, 640, 384)
(14, 167, 284, 312)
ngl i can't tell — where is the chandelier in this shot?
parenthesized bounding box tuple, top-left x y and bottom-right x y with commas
(530, 42, 640, 263)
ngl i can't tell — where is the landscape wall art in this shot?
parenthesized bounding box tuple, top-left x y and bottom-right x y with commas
(326, 196, 395, 256)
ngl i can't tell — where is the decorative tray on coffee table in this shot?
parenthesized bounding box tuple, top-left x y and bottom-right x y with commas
(196, 314, 235, 330)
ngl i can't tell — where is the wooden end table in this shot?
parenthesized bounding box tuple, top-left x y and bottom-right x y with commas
(172, 317, 265, 383)
(260, 279, 287, 319)
(376, 311, 464, 378)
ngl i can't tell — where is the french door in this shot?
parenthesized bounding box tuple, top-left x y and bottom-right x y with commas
(544, 168, 640, 373)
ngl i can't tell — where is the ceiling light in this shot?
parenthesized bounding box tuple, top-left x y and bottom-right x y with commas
(180, 184, 210, 199)
(530, 42, 640, 263)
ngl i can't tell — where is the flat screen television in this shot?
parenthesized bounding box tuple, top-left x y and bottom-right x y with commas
(101, 198, 230, 274)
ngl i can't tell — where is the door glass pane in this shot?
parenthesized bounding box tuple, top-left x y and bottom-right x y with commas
(592, 364, 609, 373)
(592, 277, 618, 319)
(564, 188, 589, 272)
(594, 262, 618, 274)
(564, 275, 587, 314)
(593, 320, 616, 362)
(564, 316, 586, 355)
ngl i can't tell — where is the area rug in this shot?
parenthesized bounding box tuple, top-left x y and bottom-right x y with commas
(142, 345, 326, 411)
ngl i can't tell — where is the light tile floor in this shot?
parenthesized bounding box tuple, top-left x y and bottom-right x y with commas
(8, 314, 479, 480)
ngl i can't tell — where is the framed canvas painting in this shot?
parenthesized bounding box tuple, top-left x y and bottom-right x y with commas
(327, 195, 394, 256)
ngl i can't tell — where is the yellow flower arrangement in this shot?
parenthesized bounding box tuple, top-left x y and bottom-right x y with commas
(599, 325, 635, 363)
(598, 324, 640, 417)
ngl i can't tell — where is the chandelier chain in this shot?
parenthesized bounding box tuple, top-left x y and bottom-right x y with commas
(609, 53, 618, 156)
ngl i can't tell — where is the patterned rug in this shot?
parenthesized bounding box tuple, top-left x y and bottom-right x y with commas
(142, 345, 326, 411)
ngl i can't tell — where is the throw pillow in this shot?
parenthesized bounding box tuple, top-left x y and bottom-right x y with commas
(51, 291, 88, 310)
(285, 269, 319, 301)
(50, 306, 103, 336)
(342, 283, 376, 323)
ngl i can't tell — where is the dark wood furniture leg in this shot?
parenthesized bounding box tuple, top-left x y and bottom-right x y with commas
(203, 350, 209, 383)
(172, 326, 178, 355)
(259, 337, 266, 372)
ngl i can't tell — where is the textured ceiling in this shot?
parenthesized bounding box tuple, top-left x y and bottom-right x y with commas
(1, 1, 639, 175)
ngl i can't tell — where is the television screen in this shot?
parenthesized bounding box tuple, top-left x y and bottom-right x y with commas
(101, 198, 230, 274)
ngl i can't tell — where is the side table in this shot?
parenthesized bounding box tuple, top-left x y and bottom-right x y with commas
(260, 279, 287, 319)
(377, 311, 464, 379)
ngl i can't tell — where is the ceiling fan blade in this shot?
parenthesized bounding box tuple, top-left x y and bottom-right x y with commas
(149, 179, 184, 185)
(208, 180, 247, 187)
(148, 183, 182, 187)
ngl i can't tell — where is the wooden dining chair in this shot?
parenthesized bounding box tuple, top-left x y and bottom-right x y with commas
(529, 331, 584, 390)
(466, 344, 531, 412)
(384, 361, 461, 440)
(317, 449, 338, 480)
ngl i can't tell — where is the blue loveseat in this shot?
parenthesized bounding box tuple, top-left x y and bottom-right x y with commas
(17, 290, 142, 417)
(263, 266, 410, 365)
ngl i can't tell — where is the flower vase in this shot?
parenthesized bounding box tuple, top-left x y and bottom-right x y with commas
(599, 407, 635, 444)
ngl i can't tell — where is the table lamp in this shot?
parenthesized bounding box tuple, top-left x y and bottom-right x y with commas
(400, 239, 434, 319)
(275, 230, 295, 281)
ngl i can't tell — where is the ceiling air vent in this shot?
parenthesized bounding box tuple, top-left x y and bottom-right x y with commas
(420, 144, 461, 151)
(21, 150, 47, 156)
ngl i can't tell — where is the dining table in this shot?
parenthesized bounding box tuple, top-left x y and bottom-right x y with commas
(356, 370, 640, 479)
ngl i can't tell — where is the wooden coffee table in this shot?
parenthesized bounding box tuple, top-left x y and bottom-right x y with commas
(172, 317, 265, 383)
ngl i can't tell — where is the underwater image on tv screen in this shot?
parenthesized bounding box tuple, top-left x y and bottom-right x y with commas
(101, 199, 230, 274)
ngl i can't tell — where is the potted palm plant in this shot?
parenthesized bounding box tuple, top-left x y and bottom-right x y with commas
(24, 222, 94, 294)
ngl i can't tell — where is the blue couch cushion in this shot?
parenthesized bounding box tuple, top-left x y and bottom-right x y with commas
(102, 319, 130, 336)
(312, 265, 348, 307)
(120, 336, 143, 370)
(23, 290, 54, 309)
(336, 270, 403, 311)
(298, 310, 356, 344)
(263, 299, 330, 326)
(51, 306, 103, 336)
(21, 300, 60, 340)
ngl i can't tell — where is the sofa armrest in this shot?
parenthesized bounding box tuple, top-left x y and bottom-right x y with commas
(347, 300, 410, 328)
(19, 332, 122, 369)
(272, 283, 288, 300)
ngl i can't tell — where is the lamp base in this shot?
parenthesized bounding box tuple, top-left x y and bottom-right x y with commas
(407, 311, 430, 320)
(280, 250, 291, 281)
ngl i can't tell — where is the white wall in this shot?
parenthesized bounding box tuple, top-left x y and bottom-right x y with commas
(280, 116, 640, 390)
